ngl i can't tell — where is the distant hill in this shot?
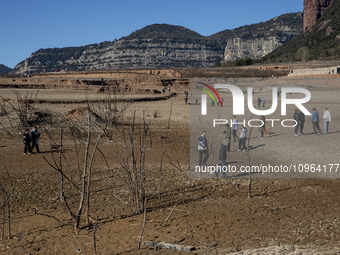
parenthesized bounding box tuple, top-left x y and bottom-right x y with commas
(13, 13, 303, 73)
(123, 24, 203, 42)
(210, 12, 303, 43)
(0, 64, 13, 75)
(262, 0, 340, 62)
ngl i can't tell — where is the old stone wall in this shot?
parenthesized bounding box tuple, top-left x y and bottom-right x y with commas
(288, 66, 339, 76)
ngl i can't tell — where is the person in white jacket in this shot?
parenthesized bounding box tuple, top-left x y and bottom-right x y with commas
(323, 108, 331, 133)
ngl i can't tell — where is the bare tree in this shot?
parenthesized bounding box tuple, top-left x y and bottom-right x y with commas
(42, 113, 103, 231)
(0, 90, 39, 127)
(296, 47, 309, 62)
(138, 199, 147, 250)
(87, 89, 131, 141)
(112, 111, 150, 214)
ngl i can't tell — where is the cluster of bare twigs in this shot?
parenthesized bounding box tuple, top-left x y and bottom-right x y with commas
(112, 111, 150, 214)
(42, 113, 103, 231)
(0, 90, 39, 127)
(0, 90, 71, 136)
(86, 89, 131, 141)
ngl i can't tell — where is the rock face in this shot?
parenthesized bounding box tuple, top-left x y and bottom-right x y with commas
(71, 39, 221, 69)
(224, 35, 295, 61)
(303, 0, 333, 32)
(223, 13, 303, 61)
(14, 39, 222, 73)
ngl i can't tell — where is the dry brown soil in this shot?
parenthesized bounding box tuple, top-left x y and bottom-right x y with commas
(0, 69, 339, 254)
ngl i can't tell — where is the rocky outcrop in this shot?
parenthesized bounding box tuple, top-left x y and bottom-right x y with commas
(14, 39, 222, 74)
(223, 13, 302, 61)
(303, 0, 333, 32)
(224, 35, 295, 61)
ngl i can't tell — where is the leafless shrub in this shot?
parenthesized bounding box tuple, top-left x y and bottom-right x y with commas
(112, 111, 149, 214)
(153, 110, 160, 118)
(42, 113, 103, 231)
(0, 90, 39, 127)
(87, 89, 131, 141)
(296, 47, 310, 62)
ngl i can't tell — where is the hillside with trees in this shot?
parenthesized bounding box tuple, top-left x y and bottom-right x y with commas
(0, 64, 13, 75)
(13, 12, 303, 73)
(262, 0, 340, 62)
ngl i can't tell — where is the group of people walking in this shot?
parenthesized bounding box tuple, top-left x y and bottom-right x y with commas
(257, 97, 266, 108)
(211, 97, 224, 107)
(198, 107, 332, 176)
(294, 107, 331, 136)
(198, 116, 248, 177)
(23, 126, 41, 154)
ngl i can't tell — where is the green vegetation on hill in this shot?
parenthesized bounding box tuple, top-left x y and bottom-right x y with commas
(262, 0, 340, 62)
(209, 12, 303, 45)
(124, 24, 203, 41)
(123, 14, 303, 51)
(23, 46, 89, 71)
(0, 64, 13, 75)
(123, 24, 223, 52)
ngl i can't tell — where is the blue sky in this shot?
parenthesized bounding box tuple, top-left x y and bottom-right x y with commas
(0, 0, 303, 68)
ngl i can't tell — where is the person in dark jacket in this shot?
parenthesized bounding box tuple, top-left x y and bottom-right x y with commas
(217, 143, 227, 178)
(257, 97, 261, 108)
(262, 97, 266, 108)
(298, 110, 305, 135)
(258, 115, 266, 139)
(31, 126, 41, 153)
(293, 109, 300, 136)
(198, 130, 209, 166)
(223, 124, 232, 151)
(23, 128, 31, 154)
(311, 108, 323, 135)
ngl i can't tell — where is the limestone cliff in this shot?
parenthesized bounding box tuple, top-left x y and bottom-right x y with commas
(224, 35, 296, 61)
(15, 39, 221, 73)
(223, 12, 303, 61)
